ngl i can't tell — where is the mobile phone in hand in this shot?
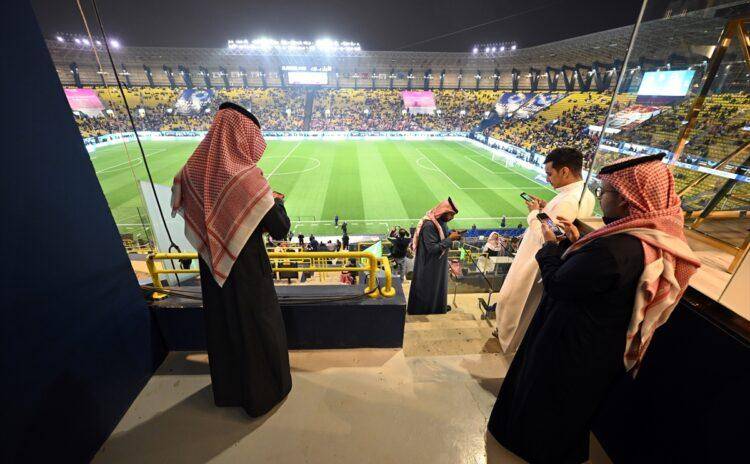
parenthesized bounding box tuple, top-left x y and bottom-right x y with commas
(536, 212, 564, 237)
(520, 192, 535, 202)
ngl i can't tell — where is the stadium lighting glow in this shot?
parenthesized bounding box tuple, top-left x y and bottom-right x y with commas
(484, 47, 490, 53)
(491, 47, 496, 52)
(95, 40, 102, 46)
(74, 38, 81, 44)
(110, 39, 121, 49)
(56, 36, 64, 42)
(511, 45, 517, 50)
(82, 38, 90, 46)
(500, 46, 505, 52)
(228, 37, 360, 53)
(315, 38, 338, 53)
(472, 47, 478, 54)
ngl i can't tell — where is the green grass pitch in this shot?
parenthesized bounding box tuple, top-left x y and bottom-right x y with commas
(90, 139, 556, 240)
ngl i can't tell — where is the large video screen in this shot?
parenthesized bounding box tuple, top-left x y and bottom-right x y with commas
(287, 71, 328, 85)
(637, 70, 695, 97)
(64, 88, 105, 117)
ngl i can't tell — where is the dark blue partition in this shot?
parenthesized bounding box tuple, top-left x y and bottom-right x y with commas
(593, 288, 749, 462)
(0, 2, 166, 462)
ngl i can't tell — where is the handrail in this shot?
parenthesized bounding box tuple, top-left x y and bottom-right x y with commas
(145, 251, 396, 299)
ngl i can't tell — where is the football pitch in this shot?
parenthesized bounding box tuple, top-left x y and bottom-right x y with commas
(90, 139, 555, 239)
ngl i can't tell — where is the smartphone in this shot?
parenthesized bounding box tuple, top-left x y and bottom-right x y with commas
(536, 212, 564, 237)
(520, 192, 535, 202)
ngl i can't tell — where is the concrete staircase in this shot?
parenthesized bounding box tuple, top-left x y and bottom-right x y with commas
(403, 311, 501, 357)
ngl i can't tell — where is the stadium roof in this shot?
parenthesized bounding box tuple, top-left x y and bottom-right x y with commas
(46, 5, 739, 89)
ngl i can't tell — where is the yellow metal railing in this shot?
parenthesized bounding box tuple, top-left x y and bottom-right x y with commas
(145, 251, 396, 299)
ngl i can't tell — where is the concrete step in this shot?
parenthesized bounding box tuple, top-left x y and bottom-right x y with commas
(405, 312, 477, 323)
(404, 319, 489, 331)
(403, 335, 502, 357)
(405, 326, 496, 342)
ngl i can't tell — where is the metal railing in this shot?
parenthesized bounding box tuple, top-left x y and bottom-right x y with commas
(145, 251, 396, 299)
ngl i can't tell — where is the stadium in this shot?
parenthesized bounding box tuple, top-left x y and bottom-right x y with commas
(6, 0, 750, 463)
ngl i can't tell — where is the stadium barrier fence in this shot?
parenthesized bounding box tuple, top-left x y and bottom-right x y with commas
(146, 251, 396, 299)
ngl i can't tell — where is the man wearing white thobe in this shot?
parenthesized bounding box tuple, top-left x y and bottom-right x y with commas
(495, 147, 596, 354)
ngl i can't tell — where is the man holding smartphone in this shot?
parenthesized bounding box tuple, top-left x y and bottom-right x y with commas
(495, 147, 595, 353)
(407, 198, 460, 314)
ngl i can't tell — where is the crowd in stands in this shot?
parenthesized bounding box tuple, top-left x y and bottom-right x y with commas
(71, 86, 749, 205)
(73, 87, 305, 138)
(486, 92, 611, 165)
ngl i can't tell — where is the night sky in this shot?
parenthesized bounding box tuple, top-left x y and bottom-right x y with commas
(32, 0, 644, 52)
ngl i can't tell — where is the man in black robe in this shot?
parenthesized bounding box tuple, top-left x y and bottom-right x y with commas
(406, 198, 460, 314)
(171, 102, 293, 418)
(487, 154, 699, 463)
(199, 197, 291, 416)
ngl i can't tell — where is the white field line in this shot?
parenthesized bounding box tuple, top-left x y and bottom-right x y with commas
(415, 147, 462, 189)
(95, 148, 167, 174)
(291, 216, 528, 224)
(414, 152, 547, 190)
(266, 141, 302, 179)
(459, 142, 556, 193)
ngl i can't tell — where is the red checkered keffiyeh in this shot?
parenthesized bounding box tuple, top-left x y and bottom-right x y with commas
(410, 198, 458, 254)
(171, 106, 274, 287)
(563, 155, 700, 374)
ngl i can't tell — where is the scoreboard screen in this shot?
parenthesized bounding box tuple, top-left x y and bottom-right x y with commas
(287, 71, 328, 85)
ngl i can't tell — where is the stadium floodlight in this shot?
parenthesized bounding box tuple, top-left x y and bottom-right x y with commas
(82, 38, 90, 46)
(484, 47, 490, 53)
(56, 36, 64, 42)
(491, 47, 496, 52)
(500, 46, 505, 52)
(472, 47, 478, 54)
(95, 40, 102, 46)
(315, 38, 339, 53)
(110, 39, 121, 49)
(511, 45, 517, 50)
(74, 38, 81, 44)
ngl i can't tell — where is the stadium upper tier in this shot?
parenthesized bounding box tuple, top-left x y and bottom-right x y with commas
(47, 6, 736, 90)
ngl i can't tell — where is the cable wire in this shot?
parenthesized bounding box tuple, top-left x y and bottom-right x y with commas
(87, 0, 184, 283)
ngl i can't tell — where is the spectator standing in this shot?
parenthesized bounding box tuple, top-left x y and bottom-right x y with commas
(488, 154, 699, 463)
(388, 229, 411, 277)
(495, 148, 595, 354)
(407, 198, 461, 314)
(170, 103, 291, 417)
(342, 232, 350, 251)
(500, 215, 507, 228)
